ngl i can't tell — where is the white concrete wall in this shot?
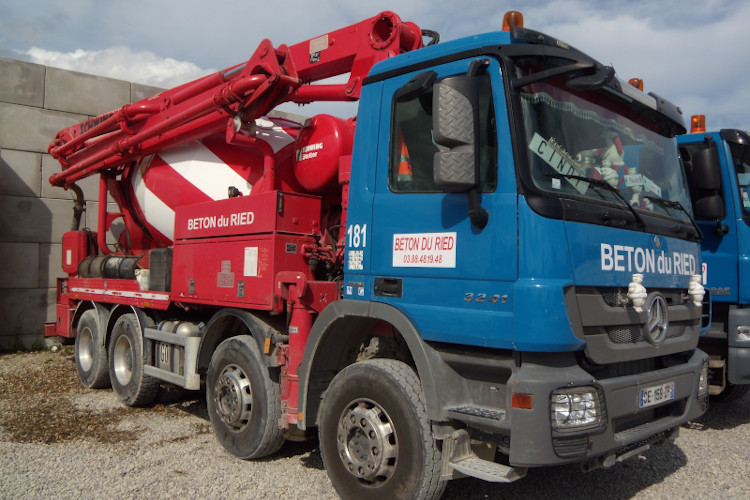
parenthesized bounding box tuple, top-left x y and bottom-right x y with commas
(0, 57, 161, 349)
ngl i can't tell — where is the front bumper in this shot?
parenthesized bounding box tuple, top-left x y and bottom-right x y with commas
(506, 349, 708, 467)
(728, 307, 750, 385)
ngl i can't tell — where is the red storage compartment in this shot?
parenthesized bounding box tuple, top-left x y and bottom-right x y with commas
(172, 191, 321, 310)
(62, 231, 93, 275)
(173, 191, 321, 241)
(172, 234, 315, 310)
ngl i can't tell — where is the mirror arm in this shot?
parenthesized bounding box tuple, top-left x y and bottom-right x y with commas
(467, 190, 489, 229)
(467, 58, 490, 77)
(715, 222, 729, 236)
(466, 58, 490, 230)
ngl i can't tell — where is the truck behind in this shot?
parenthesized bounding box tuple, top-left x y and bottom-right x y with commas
(678, 114, 750, 401)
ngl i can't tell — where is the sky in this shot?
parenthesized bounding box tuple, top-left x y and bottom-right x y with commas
(1, 0, 748, 130)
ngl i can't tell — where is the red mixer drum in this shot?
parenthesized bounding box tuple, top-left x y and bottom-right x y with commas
(123, 116, 301, 245)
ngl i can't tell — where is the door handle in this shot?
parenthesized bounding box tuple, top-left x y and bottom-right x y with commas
(374, 277, 403, 297)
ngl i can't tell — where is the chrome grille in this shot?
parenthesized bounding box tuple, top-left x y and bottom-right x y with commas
(606, 320, 691, 344)
(607, 325, 643, 344)
(601, 288, 627, 307)
(599, 287, 684, 307)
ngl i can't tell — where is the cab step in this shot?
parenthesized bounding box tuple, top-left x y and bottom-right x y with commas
(441, 429, 526, 483)
(708, 358, 726, 395)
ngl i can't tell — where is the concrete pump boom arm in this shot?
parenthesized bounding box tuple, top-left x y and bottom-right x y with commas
(48, 11, 424, 188)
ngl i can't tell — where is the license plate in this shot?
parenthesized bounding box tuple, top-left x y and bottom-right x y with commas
(639, 381, 675, 408)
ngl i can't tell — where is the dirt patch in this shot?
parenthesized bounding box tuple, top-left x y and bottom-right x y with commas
(0, 351, 202, 445)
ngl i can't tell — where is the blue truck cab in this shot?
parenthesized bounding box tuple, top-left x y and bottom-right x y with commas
(678, 122, 750, 400)
(315, 20, 710, 489)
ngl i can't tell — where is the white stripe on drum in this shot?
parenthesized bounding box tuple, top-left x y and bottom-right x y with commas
(255, 118, 296, 153)
(132, 160, 176, 241)
(159, 141, 253, 199)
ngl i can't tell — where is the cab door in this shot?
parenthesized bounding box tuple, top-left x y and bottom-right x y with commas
(368, 57, 518, 349)
(682, 138, 739, 304)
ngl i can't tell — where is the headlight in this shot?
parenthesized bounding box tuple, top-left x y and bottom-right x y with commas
(550, 386, 603, 431)
(698, 357, 709, 398)
(736, 326, 750, 342)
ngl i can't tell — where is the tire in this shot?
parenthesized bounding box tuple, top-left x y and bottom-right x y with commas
(108, 313, 159, 406)
(712, 383, 750, 402)
(75, 309, 110, 389)
(319, 359, 445, 500)
(206, 335, 285, 459)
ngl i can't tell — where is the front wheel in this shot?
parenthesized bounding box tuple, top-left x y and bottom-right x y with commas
(713, 382, 750, 402)
(319, 359, 445, 500)
(108, 313, 159, 406)
(206, 335, 285, 459)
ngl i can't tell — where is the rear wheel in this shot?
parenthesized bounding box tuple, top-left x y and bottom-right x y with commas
(206, 335, 285, 459)
(75, 309, 110, 389)
(319, 359, 445, 500)
(108, 313, 159, 406)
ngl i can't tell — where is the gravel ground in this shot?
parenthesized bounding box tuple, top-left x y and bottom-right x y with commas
(1, 350, 749, 499)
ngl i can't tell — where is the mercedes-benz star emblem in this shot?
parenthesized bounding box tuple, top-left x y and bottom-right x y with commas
(645, 294, 669, 345)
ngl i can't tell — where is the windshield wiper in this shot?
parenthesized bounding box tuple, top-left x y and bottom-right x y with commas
(503, 44, 615, 91)
(643, 196, 703, 241)
(546, 173, 647, 230)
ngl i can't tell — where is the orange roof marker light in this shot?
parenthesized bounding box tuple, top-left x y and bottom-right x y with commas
(502, 11, 524, 31)
(691, 114, 706, 134)
(628, 78, 644, 91)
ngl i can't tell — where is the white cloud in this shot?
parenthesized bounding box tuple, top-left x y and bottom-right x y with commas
(8, 1, 748, 130)
(22, 46, 214, 88)
(526, 1, 750, 130)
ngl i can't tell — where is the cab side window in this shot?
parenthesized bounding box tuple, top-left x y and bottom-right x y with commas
(390, 73, 497, 193)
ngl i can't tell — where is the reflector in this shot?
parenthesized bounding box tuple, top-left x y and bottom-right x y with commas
(511, 392, 533, 409)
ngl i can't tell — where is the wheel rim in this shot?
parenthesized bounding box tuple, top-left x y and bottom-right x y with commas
(112, 334, 134, 386)
(214, 364, 252, 432)
(78, 326, 94, 372)
(336, 399, 398, 485)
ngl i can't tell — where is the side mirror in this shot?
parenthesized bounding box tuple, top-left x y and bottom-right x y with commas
(694, 194, 725, 221)
(688, 144, 726, 222)
(432, 76, 480, 192)
(432, 60, 490, 229)
(691, 147, 722, 190)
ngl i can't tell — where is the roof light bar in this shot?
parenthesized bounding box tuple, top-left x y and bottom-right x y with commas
(628, 78, 644, 91)
(691, 114, 706, 134)
(502, 11, 524, 31)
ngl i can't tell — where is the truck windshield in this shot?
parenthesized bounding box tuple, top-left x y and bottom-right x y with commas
(516, 70, 693, 226)
(728, 140, 750, 218)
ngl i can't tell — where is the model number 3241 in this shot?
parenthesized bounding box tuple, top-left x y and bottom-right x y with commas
(464, 293, 506, 304)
